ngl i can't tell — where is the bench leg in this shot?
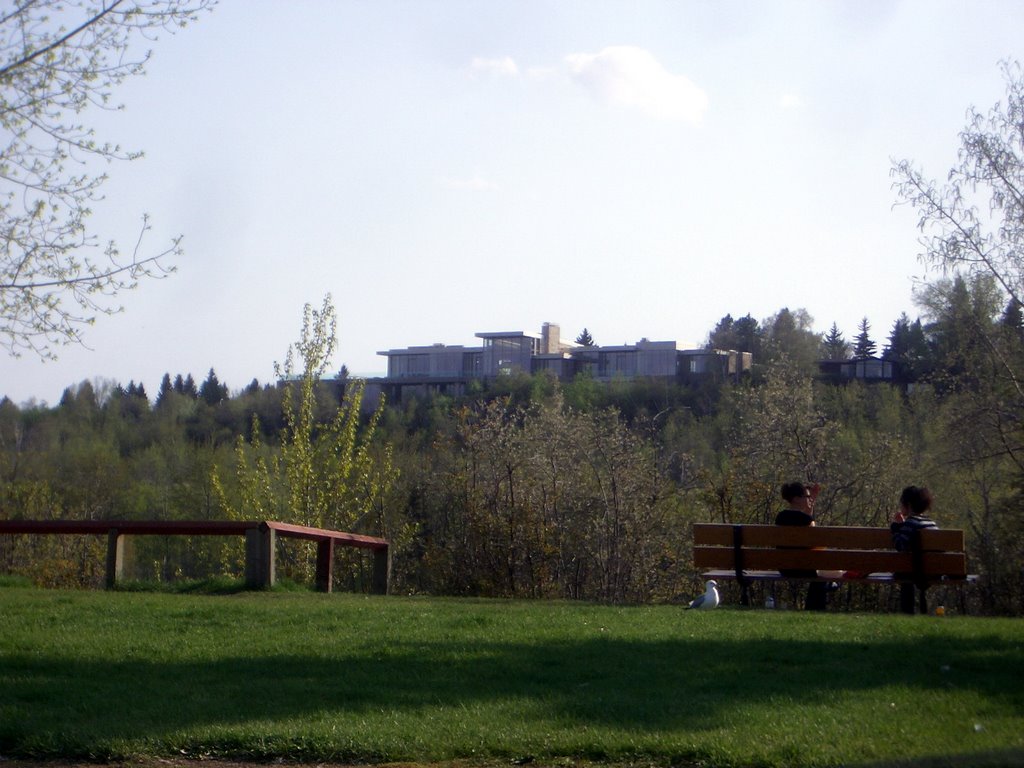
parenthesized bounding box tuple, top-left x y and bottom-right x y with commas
(245, 527, 275, 589)
(105, 530, 124, 589)
(371, 546, 390, 595)
(315, 539, 334, 593)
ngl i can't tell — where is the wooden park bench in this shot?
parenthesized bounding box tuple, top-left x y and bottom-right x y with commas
(692, 523, 974, 612)
(0, 519, 390, 594)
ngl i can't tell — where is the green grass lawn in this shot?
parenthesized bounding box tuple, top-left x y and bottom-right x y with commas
(1, 586, 1022, 768)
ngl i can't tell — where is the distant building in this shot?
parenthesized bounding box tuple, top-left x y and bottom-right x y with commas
(366, 322, 752, 406)
(817, 355, 898, 383)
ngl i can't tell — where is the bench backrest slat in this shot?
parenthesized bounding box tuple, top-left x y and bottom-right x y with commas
(0, 519, 388, 548)
(693, 524, 963, 552)
(0, 520, 258, 536)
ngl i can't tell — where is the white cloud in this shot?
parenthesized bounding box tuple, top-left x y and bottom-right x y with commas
(564, 46, 708, 123)
(439, 175, 499, 192)
(470, 56, 519, 77)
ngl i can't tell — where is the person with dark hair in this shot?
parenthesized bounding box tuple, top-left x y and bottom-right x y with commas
(775, 481, 829, 610)
(891, 485, 938, 614)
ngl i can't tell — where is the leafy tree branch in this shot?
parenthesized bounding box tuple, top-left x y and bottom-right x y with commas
(0, 0, 215, 359)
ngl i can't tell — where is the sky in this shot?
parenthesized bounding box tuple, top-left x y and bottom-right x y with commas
(3, 0, 1024, 406)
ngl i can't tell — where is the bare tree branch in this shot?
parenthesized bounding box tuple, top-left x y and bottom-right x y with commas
(0, 0, 215, 360)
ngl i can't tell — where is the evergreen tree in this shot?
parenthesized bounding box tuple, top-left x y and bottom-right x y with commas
(122, 381, 147, 402)
(708, 313, 759, 353)
(57, 380, 99, 423)
(156, 374, 174, 408)
(884, 314, 932, 382)
(821, 323, 850, 361)
(918, 274, 1002, 385)
(575, 328, 595, 347)
(199, 368, 227, 406)
(707, 314, 734, 349)
(112, 380, 148, 421)
(1001, 298, 1024, 343)
(732, 314, 761, 354)
(182, 374, 198, 399)
(853, 317, 877, 358)
(998, 299, 1024, 382)
(884, 315, 911, 361)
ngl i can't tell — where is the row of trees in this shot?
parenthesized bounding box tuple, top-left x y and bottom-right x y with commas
(2, 277, 1023, 611)
(707, 285, 1024, 387)
(5, 213, 1024, 609)
(707, 308, 902, 376)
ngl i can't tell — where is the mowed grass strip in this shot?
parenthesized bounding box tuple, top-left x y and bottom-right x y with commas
(1, 588, 1022, 768)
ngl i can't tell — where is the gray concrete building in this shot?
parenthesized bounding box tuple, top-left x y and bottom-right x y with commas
(366, 323, 752, 406)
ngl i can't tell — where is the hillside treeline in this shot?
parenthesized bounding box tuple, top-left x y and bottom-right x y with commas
(2, 278, 1023, 614)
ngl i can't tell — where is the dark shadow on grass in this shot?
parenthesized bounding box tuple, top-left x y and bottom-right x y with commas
(112, 578, 251, 595)
(857, 749, 1024, 768)
(2, 634, 1022, 759)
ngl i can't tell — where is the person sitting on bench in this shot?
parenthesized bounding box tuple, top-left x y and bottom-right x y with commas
(891, 485, 939, 614)
(775, 481, 830, 611)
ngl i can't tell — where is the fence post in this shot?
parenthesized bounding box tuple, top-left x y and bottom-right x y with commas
(315, 539, 335, 593)
(105, 529, 124, 589)
(371, 545, 390, 595)
(245, 525, 275, 589)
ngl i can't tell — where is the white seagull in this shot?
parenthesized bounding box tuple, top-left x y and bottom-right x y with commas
(686, 579, 720, 610)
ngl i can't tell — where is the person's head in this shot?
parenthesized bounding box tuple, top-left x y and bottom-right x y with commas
(899, 485, 933, 516)
(781, 481, 815, 511)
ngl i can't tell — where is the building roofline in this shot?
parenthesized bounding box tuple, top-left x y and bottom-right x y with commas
(475, 330, 542, 340)
(377, 345, 482, 356)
